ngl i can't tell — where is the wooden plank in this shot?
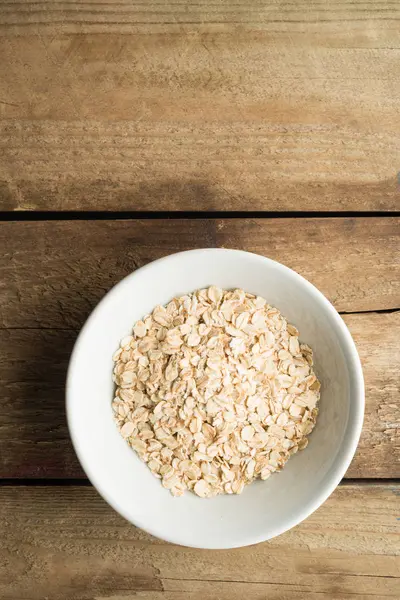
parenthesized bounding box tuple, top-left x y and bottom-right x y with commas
(0, 1, 399, 210)
(0, 484, 399, 599)
(0, 219, 399, 327)
(0, 312, 398, 479)
(343, 312, 399, 478)
(0, 218, 398, 478)
(217, 217, 400, 313)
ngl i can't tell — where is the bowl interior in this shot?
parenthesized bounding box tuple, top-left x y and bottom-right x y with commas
(67, 249, 364, 548)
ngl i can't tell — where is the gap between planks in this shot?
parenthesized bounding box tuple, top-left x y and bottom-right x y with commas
(0, 211, 400, 221)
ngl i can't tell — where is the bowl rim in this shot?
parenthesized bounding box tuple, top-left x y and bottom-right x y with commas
(66, 248, 365, 548)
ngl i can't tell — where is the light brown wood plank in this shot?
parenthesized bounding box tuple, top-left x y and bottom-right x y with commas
(0, 484, 398, 599)
(342, 312, 399, 479)
(0, 218, 398, 478)
(0, 1, 399, 210)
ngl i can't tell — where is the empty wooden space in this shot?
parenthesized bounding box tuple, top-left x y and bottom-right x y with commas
(0, 0, 399, 210)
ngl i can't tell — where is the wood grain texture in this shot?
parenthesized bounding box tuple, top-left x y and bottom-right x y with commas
(1, 484, 399, 599)
(0, 1, 399, 210)
(0, 218, 398, 478)
(1, 218, 399, 327)
(0, 312, 398, 479)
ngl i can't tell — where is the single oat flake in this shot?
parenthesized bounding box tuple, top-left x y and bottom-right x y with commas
(112, 287, 320, 498)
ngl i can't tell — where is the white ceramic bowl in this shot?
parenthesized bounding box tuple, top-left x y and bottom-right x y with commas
(66, 248, 364, 549)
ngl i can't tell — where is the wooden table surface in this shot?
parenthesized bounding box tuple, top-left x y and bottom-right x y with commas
(0, 2, 399, 599)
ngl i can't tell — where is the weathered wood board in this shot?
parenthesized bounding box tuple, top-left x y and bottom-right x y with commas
(1, 1, 399, 210)
(1, 483, 399, 599)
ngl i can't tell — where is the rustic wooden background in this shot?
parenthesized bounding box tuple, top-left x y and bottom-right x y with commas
(1, 0, 400, 211)
(0, 1, 399, 599)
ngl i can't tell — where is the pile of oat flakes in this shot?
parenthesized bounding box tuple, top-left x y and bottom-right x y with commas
(112, 287, 320, 498)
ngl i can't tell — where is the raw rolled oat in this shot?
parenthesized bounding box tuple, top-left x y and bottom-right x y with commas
(112, 287, 320, 498)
